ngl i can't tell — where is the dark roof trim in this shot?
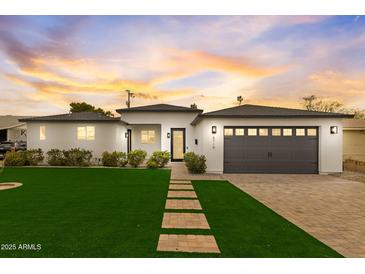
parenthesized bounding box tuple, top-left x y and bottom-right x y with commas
(116, 103, 203, 114)
(19, 119, 129, 125)
(191, 113, 354, 126)
(19, 112, 128, 125)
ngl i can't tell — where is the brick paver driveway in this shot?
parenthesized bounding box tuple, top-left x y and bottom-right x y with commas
(224, 174, 365, 257)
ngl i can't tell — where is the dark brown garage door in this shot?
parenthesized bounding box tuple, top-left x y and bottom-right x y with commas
(224, 126, 318, 174)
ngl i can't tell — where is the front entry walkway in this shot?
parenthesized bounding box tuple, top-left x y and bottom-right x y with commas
(157, 179, 220, 254)
(170, 162, 365, 257)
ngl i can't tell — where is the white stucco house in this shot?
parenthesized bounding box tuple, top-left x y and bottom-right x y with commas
(0, 115, 28, 142)
(19, 103, 353, 174)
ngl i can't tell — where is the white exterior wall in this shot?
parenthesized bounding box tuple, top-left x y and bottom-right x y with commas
(129, 124, 161, 156)
(26, 122, 127, 159)
(7, 125, 27, 142)
(121, 112, 199, 154)
(194, 117, 343, 173)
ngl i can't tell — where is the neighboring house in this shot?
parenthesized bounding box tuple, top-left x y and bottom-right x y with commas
(0, 115, 28, 142)
(20, 104, 352, 174)
(343, 119, 365, 161)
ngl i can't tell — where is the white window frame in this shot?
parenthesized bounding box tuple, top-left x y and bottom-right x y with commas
(39, 126, 46, 140)
(283, 128, 293, 136)
(77, 126, 95, 141)
(235, 128, 244, 136)
(141, 130, 155, 144)
(248, 128, 257, 136)
(224, 128, 233, 136)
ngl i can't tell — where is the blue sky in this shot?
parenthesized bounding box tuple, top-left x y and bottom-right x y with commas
(0, 15, 364, 115)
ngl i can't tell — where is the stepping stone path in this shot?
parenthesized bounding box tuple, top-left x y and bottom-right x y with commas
(157, 234, 220, 254)
(169, 184, 194, 190)
(168, 190, 197, 198)
(162, 212, 210, 229)
(157, 180, 220, 254)
(165, 199, 202, 210)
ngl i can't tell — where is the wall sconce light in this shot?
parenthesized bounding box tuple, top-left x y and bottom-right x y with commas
(195, 139, 198, 145)
(167, 132, 170, 138)
(125, 132, 128, 138)
(212, 126, 217, 134)
(330, 126, 338, 134)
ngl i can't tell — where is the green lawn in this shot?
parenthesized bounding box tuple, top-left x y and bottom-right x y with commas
(0, 168, 342, 257)
(0, 167, 170, 257)
(192, 180, 343, 258)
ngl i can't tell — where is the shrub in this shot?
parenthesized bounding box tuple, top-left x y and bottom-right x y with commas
(102, 151, 128, 167)
(147, 151, 170, 168)
(4, 151, 26, 166)
(63, 148, 92, 167)
(127, 149, 147, 167)
(146, 159, 159, 169)
(47, 149, 65, 166)
(183, 152, 207, 174)
(24, 149, 44, 166)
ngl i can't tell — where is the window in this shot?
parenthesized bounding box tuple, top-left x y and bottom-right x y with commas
(77, 126, 95, 140)
(224, 128, 233, 136)
(307, 128, 317, 136)
(259, 128, 268, 136)
(141, 130, 155, 144)
(248, 128, 257, 136)
(39, 126, 46, 140)
(283, 128, 292, 136)
(86, 126, 95, 140)
(296, 128, 305, 136)
(235, 128, 244, 136)
(272, 128, 281, 136)
(77, 127, 86, 140)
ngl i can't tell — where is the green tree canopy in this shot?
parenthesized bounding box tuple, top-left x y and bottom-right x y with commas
(69, 102, 114, 117)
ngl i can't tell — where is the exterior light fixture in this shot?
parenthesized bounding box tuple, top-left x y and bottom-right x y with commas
(125, 132, 128, 138)
(212, 126, 217, 134)
(167, 132, 170, 138)
(330, 126, 338, 134)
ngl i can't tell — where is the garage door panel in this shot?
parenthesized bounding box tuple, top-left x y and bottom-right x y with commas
(224, 126, 318, 174)
(245, 149, 269, 160)
(244, 161, 271, 173)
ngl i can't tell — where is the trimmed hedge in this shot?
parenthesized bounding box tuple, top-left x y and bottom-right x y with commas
(102, 151, 128, 167)
(183, 152, 207, 174)
(46, 148, 92, 166)
(147, 151, 170, 168)
(4, 149, 44, 166)
(4, 151, 26, 166)
(127, 149, 147, 167)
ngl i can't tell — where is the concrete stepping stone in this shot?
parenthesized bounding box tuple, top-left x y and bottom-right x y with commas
(162, 212, 210, 229)
(168, 190, 197, 198)
(169, 184, 194, 190)
(157, 234, 220, 253)
(165, 199, 202, 210)
(169, 180, 192, 185)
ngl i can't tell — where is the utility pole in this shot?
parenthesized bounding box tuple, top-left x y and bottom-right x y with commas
(125, 90, 135, 108)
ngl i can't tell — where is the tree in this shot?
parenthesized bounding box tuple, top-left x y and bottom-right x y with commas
(69, 102, 114, 117)
(301, 95, 365, 119)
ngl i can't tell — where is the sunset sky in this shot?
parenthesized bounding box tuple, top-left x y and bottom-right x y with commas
(0, 15, 364, 115)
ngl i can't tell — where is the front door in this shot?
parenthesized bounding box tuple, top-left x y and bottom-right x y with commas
(171, 128, 185, 161)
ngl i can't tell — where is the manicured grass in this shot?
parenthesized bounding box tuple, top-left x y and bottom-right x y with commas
(192, 180, 343, 258)
(0, 167, 170, 257)
(0, 169, 342, 258)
